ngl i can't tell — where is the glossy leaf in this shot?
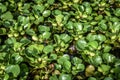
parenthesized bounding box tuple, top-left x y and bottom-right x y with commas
(114, 8, 120, 17)
(86, 33, 96, 41)
(104, 77, 113, 80)
(5, 37, 16, 45)
(26, 44, 44, 57)
(76, 63, 85, 71)
(38, 25, 50, 33)
(43, 45, 53, 54)
(97, 34, 106, 42)
(57, 54, 70, 65)
(63, 60, 71, 72)
(11, 53, 23, 64)
(50, 75, 58, 80)
(88, 41, 98, 49)
(92, 55, 102, 66)
(60, 34, 71, 43)
(98, 64, 111, 75)
(42, 32, 51, 39)
(49, 54, 57, 60)
(20, 38, 31, 46)
(43, 10, 51, 17)
(103, 45, 112, 52)
(1, 11, 13, 20)
(72, 57, 82, 65)
(66, 21, 74, 30)
(88, 77, 96, 80)
(32, 5, 45, 13)
(74, 22, 83, 31)
(5, 65, 20, 77)
(85, 6, 92, 14)
(59, 74, 72, 80)
(102, 53, 115, 63)
(76, 39, 87, 51)
(26, 29, 35, 36)
(55, 14, 63, 24)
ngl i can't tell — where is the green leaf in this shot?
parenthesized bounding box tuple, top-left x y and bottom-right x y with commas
(76, 39, 87, 51)
(83, 24, 91, 32)
(43, 10, 51, 17)
(20, 38, 31, 46)
(33, 0, 42, 4)
(60, 34, 71, 43)
(34, 16, 44, 24)
(11, 53, 23, 64)
(19, 63, 29, 77)
(55, 64, 62, 70)
(38, 25, 50, 33)
(59, 74, 72, 80)
(112, 22, 120, 33)
(104, 77, 113, 80)
(26, 44, 44, 57)
(0, 28, 6, 35)
(98, 64, 111, 75)
(86, 33, 97, 41)
(63, 61, 71, 72)
(1, 11, 13, 20)
(55, 14, 64, 24)
(72, 57, 82, 65)
(95, 15, 103, 21)
(66, 21, 74, 30)
(103, 45, 112, 52)
(99, 20, 107, 30)
(42, 32, 51, 39)
(64, 54, 71, 59)
(102, 53, 115, 63)
(88, 41, 98, 49)
(0, 3, 7, 13)
(18, 16, 30, 27)
(93, 55, 102, 66)
(0, 52, 7, 60)
(50, 54, 57, 60)
(5, 37, 16, 45)
(97, 34, 106, 42)
(43, 45, 53, 54)
(32, 5, 45, 13)
(23, 3, 30, 10)
(26, 47, 39, 57)
(50, 75, 58, 80)
(53, 10, 62, 15)
(5, 65, 20, 77)
(54, 34, 61, 44)
(13, 42, 22, 51)
(26, 29, 35, 36)
(88, 77, 96, 80)
(74, 22, 83, 31)
(79, 5, 84, 12)
(76, 63, 85, 71)
(3, 74, 9, 80)
(85, 6, 92, 14)
(57, 54, 70, 65)
(47, 0, 55, 4)
(114, 8, 120, 17)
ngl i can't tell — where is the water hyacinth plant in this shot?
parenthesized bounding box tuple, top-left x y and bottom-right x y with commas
(0, 0, 120, 80)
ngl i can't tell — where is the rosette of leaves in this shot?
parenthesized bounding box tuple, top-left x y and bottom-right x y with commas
(0, 0, 120, 80)
(54, 34, 71, 52)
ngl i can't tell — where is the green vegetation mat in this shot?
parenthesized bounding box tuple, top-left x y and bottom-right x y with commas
(0, 0, 120, 80)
